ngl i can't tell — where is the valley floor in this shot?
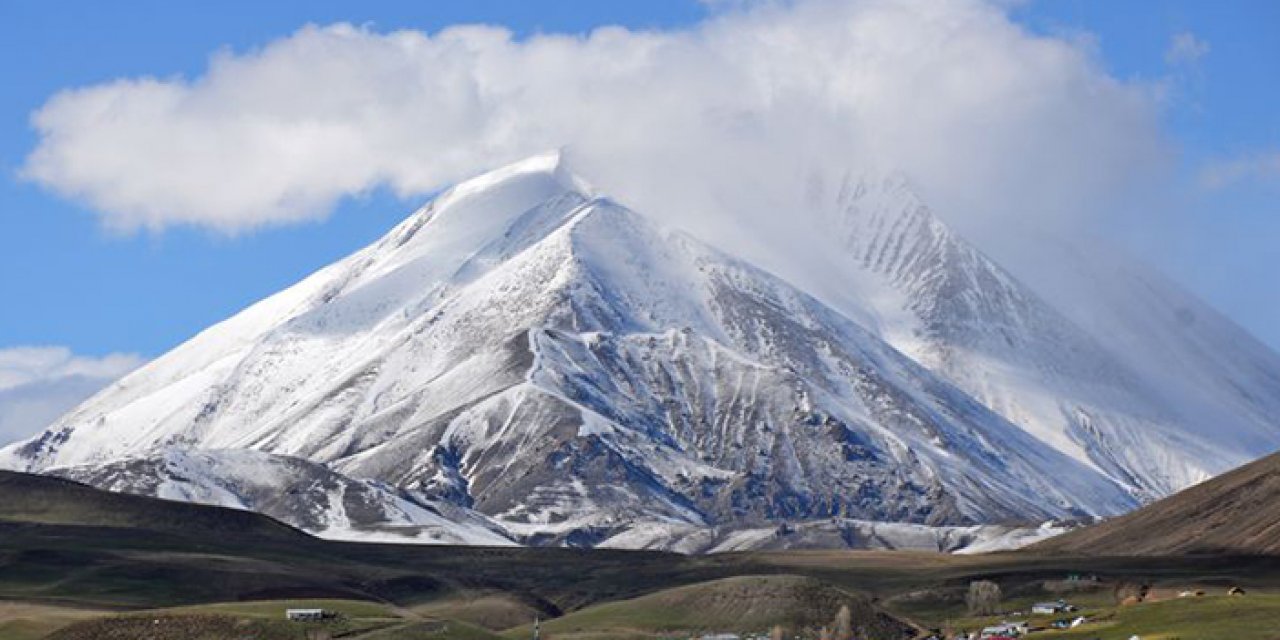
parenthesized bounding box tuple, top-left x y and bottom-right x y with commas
(891, 587, 1280, 640)
(7, 545, 1280, 640)
(10, 588, 1280, 640)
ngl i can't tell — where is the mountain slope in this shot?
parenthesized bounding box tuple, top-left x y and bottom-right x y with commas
(801, 173, 1280, 498)
(0, 153, 1140, 546)
(3, 152, 1279, 550)
(47, 448, 514, 545)
(1033, 449, 1280, 556)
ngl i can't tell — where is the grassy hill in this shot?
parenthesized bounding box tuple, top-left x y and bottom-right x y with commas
(0, 470, 704, 610)
(1032, 593, 1280, 640)
(918, 591, 1280, 640)
(411, 591, 552, 631)
(1033, 448, 1280, 555)
(502, 575, 914, 640)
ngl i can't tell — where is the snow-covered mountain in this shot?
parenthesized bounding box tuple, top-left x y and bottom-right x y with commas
(799, 174, 1280, 498)
(4, 152, 1279, 550)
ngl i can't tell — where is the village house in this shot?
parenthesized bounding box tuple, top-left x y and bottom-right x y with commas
(978, 621, 1028, 638)
(285, 608, 327, 622)
(699, 634, 741, 640)
(1031, 600, 1075, 615)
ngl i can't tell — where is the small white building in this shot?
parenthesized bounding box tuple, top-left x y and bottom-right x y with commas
(286, 608, 325, 621)
(1031, 600, 1073, 615)
(979, 622, 1027, 638)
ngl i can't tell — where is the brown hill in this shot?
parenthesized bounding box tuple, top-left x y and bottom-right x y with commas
(512, 574, 916, 640)
(1033, 449, 1280, 555)
(0, 469, 305, 542)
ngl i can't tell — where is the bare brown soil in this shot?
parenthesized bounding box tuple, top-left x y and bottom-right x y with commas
(1034, 449, 1280, 555)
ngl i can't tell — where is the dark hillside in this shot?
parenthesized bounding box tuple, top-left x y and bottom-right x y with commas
(0, 470, 305, 542)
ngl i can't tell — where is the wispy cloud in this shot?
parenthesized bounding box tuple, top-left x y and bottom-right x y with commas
(1165, 31, 1210, 67)
(1198, 151, 1280, 190)
(0, 347, 144, 445)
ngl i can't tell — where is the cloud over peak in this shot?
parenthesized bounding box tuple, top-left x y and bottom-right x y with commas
(23, 0, 1166, 241)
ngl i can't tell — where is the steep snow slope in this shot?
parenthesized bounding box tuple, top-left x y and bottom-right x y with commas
(0, 153, 1140, 547)
(1003, 236, 1280, 462)
(794, 172, 1280, 498)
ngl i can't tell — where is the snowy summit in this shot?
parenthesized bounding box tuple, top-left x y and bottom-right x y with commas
(5, 153, 1280, 552)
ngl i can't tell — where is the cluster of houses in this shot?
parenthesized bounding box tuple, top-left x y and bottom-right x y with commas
(976, 620, 1028, 639)
(928, 599, 1086, 640)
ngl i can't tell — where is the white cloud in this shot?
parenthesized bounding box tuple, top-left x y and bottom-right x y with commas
(0, 347, 144, 445)
(1198, 151, 1280, 190)
(1165, 30, 1210, 66)
(22, 0, 1166, 249)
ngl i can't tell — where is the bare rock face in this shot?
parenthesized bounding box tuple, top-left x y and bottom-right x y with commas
(5, 153, 1280, 550)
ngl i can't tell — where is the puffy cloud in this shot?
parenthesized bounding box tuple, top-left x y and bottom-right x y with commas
(0, 347, 144, 445)
(1165, 31, 1210, 66)
(1198, 151, 1280, 190)
(23, 0, 1166, 249)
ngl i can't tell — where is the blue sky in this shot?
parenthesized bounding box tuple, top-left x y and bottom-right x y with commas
(0, 0, 1276, 365)
(0, 0, 705, 360)
(1015, 1, 1280, 346)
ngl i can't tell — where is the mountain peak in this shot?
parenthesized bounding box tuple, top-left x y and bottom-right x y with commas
(441, 149, 595, 207)
(368, 150, 599, 268)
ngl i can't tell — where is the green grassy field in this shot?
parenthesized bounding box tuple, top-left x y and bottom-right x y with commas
(0, 602, 112, 640)
(926, 593, 1280, 640)
(9, 533, 1280, 640)
(10, 560, 1280, 640)
(1037, 593, 1280, 639)
(360, 619, 509, 640)
(28, 597, 518, 640)
(33, 599, 524, 640)
(33, 598, 401, 639)
(163, 598, 399, 618)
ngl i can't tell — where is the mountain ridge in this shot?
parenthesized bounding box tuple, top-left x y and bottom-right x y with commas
(4, 151, 1279, 551)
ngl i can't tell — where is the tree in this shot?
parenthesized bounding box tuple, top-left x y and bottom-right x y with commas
(966, 580, 1002, 616)
(1114, 581, 1150, 604)
(770, 625, 787, 640)
(832, 604, 854, 640)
